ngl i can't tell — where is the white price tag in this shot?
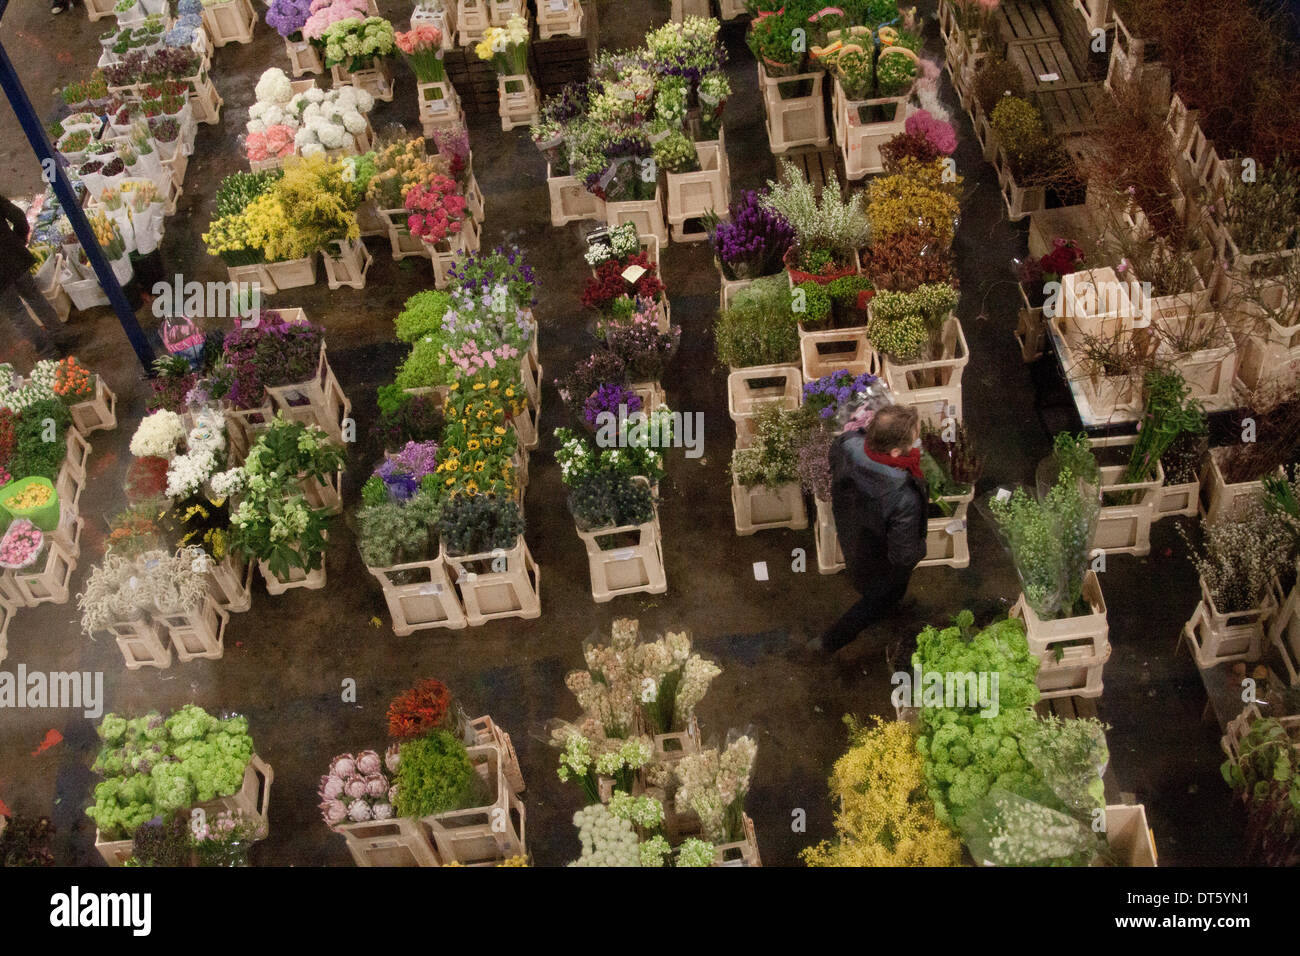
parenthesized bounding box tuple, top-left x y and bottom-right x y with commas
(615, 88, 635, 101)
(427, 98, 447, 113)
(752, 561, 769, 581)
(621, 264, 647, 284)
(995, 487, 1012, 503)
(1038, 72, 1060, 82)
(944, 519, 966, 535)
(548, 0, 565, 9)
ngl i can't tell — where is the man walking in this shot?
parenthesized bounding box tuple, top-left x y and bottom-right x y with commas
(815, 404, 927, 652)
(1, 194, 71, 360)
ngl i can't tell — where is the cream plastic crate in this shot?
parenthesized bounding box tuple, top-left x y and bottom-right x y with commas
(919, 490, 975, 569)
(1012, 570, 1108, 655)
(261, 254, 317, 291)
(1103, 804, 1157, 867)
(456, 0, 489, 44)
(330, 60, 395, 102)
(207, 551, 253, 613)
(714, 813, 762, 867)
(260, 557, 327, 594)
(1091, 434, 1164, 557)
(183, 69, 223, 126)
(1048, 316, 1143, 419)
(1152, 313, 1236, 405)
(418, 80, 465, 137)
(1267, 572, 1300, 684)
(157, 593, 229, 662)
(427, 216, 482, 288)
(69, 375, 117, 436)
(1181, 576, 1276, 667)
(670, 0, 709, 19)
(201, 0, 256, 46)
(717, 0, 747, 17)
(0, 599, 12, 665)
(223, 401, 274, 463)
(470, 715, 525, 794)
(537, 0, 583, 38)
(799, 326, 878, 382)
(813, 497, 844, 574)
(381, 208, 430, 261)
(422, 744, 527, 864)
(487, 0, 523, 25)
(576, 505, 667, 603)
(1032, 636, 1111, 699)
(284, 37, 323, 77)
(666, 140, 730, 242)
(10, 535, 76, 606)
(335, 815, 441, 867)
(758, 63, 828, 153)
(1199, 446, 1267, 526)
(369, 549, 468, 634)
(547, 164, 605, 227)
(881, 316, 968, 428)
(298, 468, 344, 515)
(226, 261, 273, 295)
(716, 261, 753, 310)
(321, 237, 373, 290)
(606, 187, 668, 248)
(992, 141, 1047, 223)
(1061, 268, 1149, 341)
(497, 74, 540, 131)
(727, 364, 802, 449)
(107, 616, 173, 670)
(445, 536, 541, 626)
(85, 0, 117, 19)
(1154, 479, 1200, 520)
(265, 342, 351, 445)
(732, 480, 808, 535)
(650, 714, 701, 766)
(629, 380, 665, 416)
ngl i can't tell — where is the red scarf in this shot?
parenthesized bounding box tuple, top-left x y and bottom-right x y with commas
(864, 443, 925, 483)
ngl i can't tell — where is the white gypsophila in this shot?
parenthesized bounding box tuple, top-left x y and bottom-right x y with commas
(246, 118, 267, 135)
(584, 242, 610, 266)
(165, 447, 218, 498)
(208, 467, 246, 500)
(129, 410, 186, 459)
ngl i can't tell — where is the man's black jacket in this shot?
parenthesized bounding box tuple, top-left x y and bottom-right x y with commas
(829, 429, 928, 594)
(0, 196, 35, 291)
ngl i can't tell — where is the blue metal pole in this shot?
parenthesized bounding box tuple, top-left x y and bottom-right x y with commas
(0, 35, 157, 373)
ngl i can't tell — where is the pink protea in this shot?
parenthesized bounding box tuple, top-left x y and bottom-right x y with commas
(344, 777, 368, 800)
(319, 774, 345, 801)
(371, 803, 394, 821)
(320, 799, 348, 826)
(364, 773, 389, 798)
(355, 750, 382, 775)
(330, 753, 357, 778)
(347, 799, 373, 823)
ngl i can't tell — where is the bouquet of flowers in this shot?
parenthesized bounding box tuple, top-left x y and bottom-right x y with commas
(584, 222, 640, 269)
(395, 25, 444, 82)
(0, 520, 44, 571)
(266, 0, 313, 40)
(321, 16, 396, 71)
(301, 0, 369, 41)
(474, 15, 529, 80)
(318, 751, 395, 826)
(708, 189, 795, 281)
(245, 125, 296, 163)
(364, 138, 445, 209)
(53, 357, 95, 403)
(404, 174, 467, 245)
(290, 86, 374, 156)
(643, 16, 724, 87)
(130, 409, 186, 459)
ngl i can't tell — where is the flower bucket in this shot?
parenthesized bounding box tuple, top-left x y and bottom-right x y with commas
(0, 478, 61, 532)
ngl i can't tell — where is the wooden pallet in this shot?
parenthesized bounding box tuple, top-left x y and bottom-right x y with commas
(777, 146, 843, 201)
(1050, 0, 1109, 81)
(1034, 82, 1106, 136)
(531, 1, 597, 96)
(1009, 38, 1085, 93)
(997, 0, 1060, 46)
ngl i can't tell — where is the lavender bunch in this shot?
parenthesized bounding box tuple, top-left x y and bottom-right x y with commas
(708, 190, 795, 280)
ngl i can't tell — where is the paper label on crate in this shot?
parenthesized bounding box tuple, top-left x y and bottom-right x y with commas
(945, 519, 966, 535)
(419, 582, 444, 595)
(608, 548, 637, 561)
(995, 487, 1012, 503)
(427, 98, 448, 113)
(1037, 72, 1060, 82)
(621, 264, 647, 285)
(548, 0, 566, 10)
(753, 561, 769, 581)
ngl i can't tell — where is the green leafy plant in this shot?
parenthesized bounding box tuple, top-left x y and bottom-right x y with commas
(991, 96, 1075, 189)
(355, 493, 441, 569)
(1221, 715, 1300, 866)
(393, 729, 482, 818)
(731, 403, 808, 489)
(715, 274, 801, 368)
(1121, 370, 1205, 489)
(792, 280, 833, 327)
(437, 494, 524, 556)
(652, 131, 700, 174)
(394, 290, 453, 343)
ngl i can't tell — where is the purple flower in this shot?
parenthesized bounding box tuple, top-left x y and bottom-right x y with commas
(266, 0, 312, 38)
(710, 190, 795, 280)
(583, 382, 642, 428)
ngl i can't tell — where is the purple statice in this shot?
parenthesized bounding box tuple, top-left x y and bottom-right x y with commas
(710, 190, 796, 281)
(266, 0, 313, 39)
(583, 383, 642, 429)
(802, 370, 880, 420)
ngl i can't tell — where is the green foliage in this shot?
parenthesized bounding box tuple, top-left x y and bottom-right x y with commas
(731, 403, 809, 489)
(912, 613, 1042, 826)
(361, 474, 387, 507)
(1121, 370, 1205, 487)
(793, 280, 832, 326)
(566, 471, 655, 532)
(393, 730, 481, 818)
(1221, 715, 1300, 865)
(394, 290, 453, 343)
(715, 274, 800, 368)
(866, 310, 928, 362)
(355, 493, 440, 568)
(7, 398, 70, 479)
(395, 337, 452, 390)
(437, 494, 525, 557)
(826, 273, 873, 310)
(214, 169, 283, 219)
(652, 131, 700, 174)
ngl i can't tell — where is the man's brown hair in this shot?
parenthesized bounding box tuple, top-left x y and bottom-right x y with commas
(866, 404, 919, 454)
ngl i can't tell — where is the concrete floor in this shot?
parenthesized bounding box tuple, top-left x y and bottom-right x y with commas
(0, 1, 1245, 865)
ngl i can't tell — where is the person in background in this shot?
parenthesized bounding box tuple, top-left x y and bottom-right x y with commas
(0, 194, 72, 360)
(814, 403, 928, 653)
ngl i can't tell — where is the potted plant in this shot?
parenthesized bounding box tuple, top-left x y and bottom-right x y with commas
(870, 283, 964, 407)
(706, 189, 795, 305)
(1221, 713, 1300, 866)
(438, 494, 538, 624)
(730, 403, 810, 535)
(762, 163, 868, 284)
(715, 275, 802, 372)
(989, 96, 1083, 220)
(565, 469, 665, 602)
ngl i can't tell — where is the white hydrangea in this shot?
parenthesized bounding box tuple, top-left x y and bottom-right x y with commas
(247, 101, 266, 121)
(317, 123, 347, 150)
(351, 87, 374, 112)
(293, 126, 315, 149)
(341, 110, 367, 134)
(245, 118, 266, 135)
(254, 67, 293, 106)
(300, 142, 325, 157)
(301, 102, 322, 123)
(304, 87, 326, 103)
